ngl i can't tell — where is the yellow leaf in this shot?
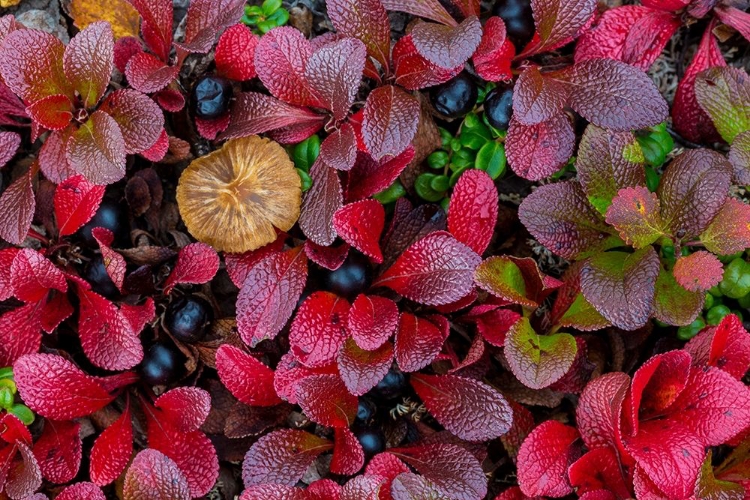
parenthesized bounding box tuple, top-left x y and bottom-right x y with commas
(69, 0, 140, 40)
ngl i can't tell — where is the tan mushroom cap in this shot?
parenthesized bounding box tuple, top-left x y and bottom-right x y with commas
(176, 135, 301, 253)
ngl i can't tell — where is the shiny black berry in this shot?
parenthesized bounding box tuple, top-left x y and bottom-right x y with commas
(484, 86, 514, 130)
(356, 398, 377, 425)
(430, 73, 478, 119)
(492, 0, 535, 49)
(79, 199, 129, 248)
(165, 295, 213, 343)
(321, 252, 372, 299)
(84, 255, 119, 299)
(353, 426, 386, 458)
(140, 343, 183, 386)
(192, 75, 233, 119)
(370, 367, 407, 401)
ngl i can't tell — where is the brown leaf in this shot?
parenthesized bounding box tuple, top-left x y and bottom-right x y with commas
(68, 0, 141, 40)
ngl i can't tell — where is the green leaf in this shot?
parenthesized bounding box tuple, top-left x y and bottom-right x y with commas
(262, 0, 282, 16)
(695, 451, 745, 500)
(475, 141, 506, 180)
(557, 293, 610, 331)
(576, 125, 645, 215)
(652, 266, 703, 326)
(580, 247, 660, 330)
(373, 180, 406, 204)
(415, 173, 444, 202)
(605, 186, 665, 248)
(474, 256, 531, 306)
(267, 8, 289, 25)
(504, 317, 578, 390)
(695, 67, 750, 143)
(292, 135, 320, 172)
(699, 198, 750, 256)
(459, 121, 492, 150)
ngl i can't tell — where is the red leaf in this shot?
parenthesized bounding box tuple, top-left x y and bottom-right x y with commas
(667, 366, 750, 446)
(327, 0, 391, 71)
(411, 373, 512, 441)
(394, 313, 447, 372)
(342, 476, 382, 499)
(63, 22, 114, 108)
(14, 353, 117, 419)
(124, 52, 179, 93)
(506, 114, 575, 180)
(0, 169, 35, 245)
(77, 288, 143, 370)
(362, 85, 420, 160)
(113, 36, 142, 74)
(621, 10, 681, 70)
(216, 24, 258, 81)
(333, 200, 385, 263)
(26, 94, 72, 130)
(155, 387, 211, 432)
(304, 240, 350, 271)
(622, 419, 703, 499)
(348, 294, 399, 350)
(67, 110, 127, 185)
(473, 17, 514, 82)
(32, 420, 81, 483)
(176, 0, 245, 53)
(123, 449, 191, 500)
(331, 427, 365, 475)
(146, 414, 219, 497)
(0, 131, 20, 168)
(91, 228, 126, 292)
(125, 0, 173, 61)
(240, 484, 305, 500)
(163, 242, 220, 294)
(513, 67, 571, 126)
(273, 353, 338, 404)
(0, 248, 18, 301)
(40, 291, 74, 334)
(39, 130, 77, 184)
(528, 0, 596, 53)
(338, 338, 394, 396)
(305, 38, 366, 122)
(576, 372, 630, 450)
(10, 248, 67, 303)
(254, 27, 324, 108)
(225, 237, 285, 287)
(673, 251, 723, 292)
(672, 24, 725, 144)
(345, 147, 415, 201)
(153, 89, 184, 113)
(379, 0, 455, 25)
(462, 306, 520, 347)
(685, 314, 750, 380)
(700, 198, 750, 256)
(412, 17, 482, 69)
(389, 444, 488, 500)
(300, 159, 343, 246)
(5, 441, 42, 499)
(99, 89, 165, 155)
(295, 374, 358, 427)
(290, 291, 350, 367)
(568, 448, 631, 499)
(374, 231, 481, 306)
(90, 406, 132, 486)
(392, 35, 462, 91)
(559, 59, 668, 131)
(517, 421, 581, 497)
(221, 92, 324, 140)
(237, 247, 308, 345)
(54, 175, 106, 237)
(448, 170, 498, 255)
(0, 28, 71, 104)
(242, 429, 333, 487)
(216, 344, 282, 406)
(56, 482, 105, 500)
(320, 124, 357, 171)
(120, 298, 156, 335)
(0, 304, 43, 366)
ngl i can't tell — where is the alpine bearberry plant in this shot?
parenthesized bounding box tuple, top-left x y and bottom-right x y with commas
(1, 0, 750, 498)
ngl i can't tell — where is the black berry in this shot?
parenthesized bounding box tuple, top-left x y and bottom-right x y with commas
(164, 295, 213, 343)
(321, 252, 372, 299)
(192, 75, 233, 119)
(370, 367, 407, 401)
(140, 343, 183, 386)
(484, 86, 514, 130)
(492, 0, 535, 49)
(353, 426, 386, 458)
(84, 256, 119, 299)
(430, 73, 478, 119)
(356, 398, 377, 425)
(79, 199, 129, 248)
